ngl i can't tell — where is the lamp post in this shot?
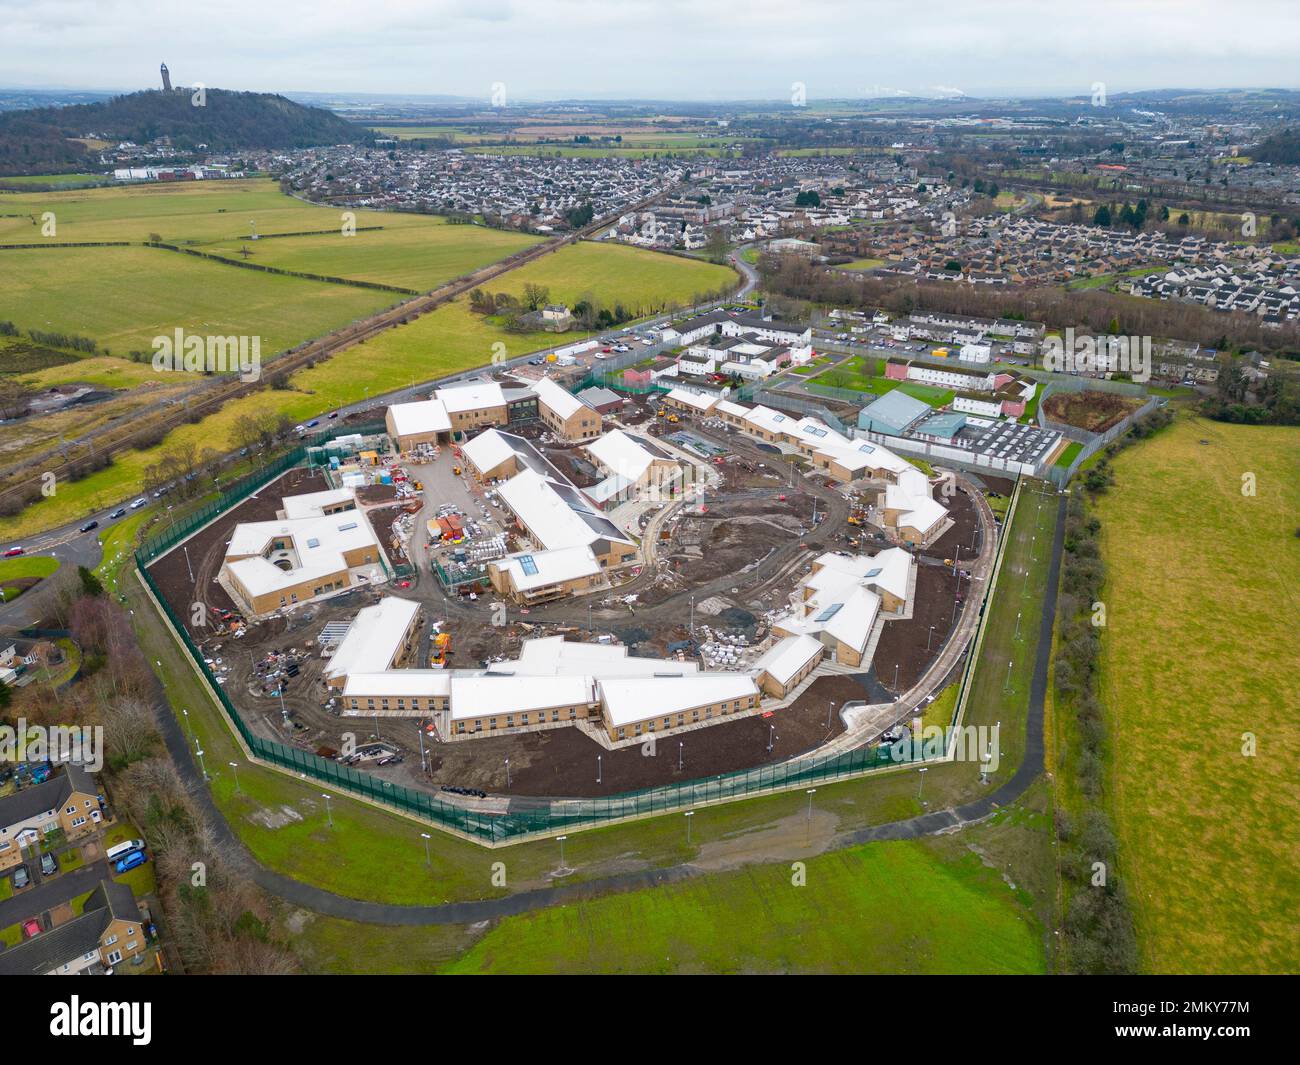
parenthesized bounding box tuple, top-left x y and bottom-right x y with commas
(504, 758, 511, 789)
(322, 793, 333, 828)
(678, 742, 683, 771)
(767, 724, 776, 753)
(684, 810, 694, 843)
(195, 746, 208, 780)
(556, 835, 568, 870)
(926, 624, 936, 651)
(805, 787, 817, 820)
(228, 761, 240, 794)
(421, 832, 432, 866)
(596, 754, 602, 784)
(916, 766, 928, 803)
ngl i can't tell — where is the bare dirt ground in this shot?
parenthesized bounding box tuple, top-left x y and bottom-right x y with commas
(417, 674, 864, 799)
(870, 562, 963, 694)
(1043, 390, 1142, 433)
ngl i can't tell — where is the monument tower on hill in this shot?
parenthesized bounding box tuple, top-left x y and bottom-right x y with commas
(161, 62, 172, 92)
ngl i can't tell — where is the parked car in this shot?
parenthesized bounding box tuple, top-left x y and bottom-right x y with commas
(2, 546, 23, 557)
(21, 918, 41, 939)
(114, 850, 147, 874)
(39, 853, 57, 877)
(12, 865, 29, 889)
(79, 520, 99, 533)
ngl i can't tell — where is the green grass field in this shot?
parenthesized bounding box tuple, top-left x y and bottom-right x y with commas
(0, 178, 436, 244)
(0, 553, 60, 600)
(199, 221, 542, 292)
(442, 838, 1045, 974)
(0, 244, 395, 356)
(1093, 416, 1300, 973)
(0, 172, 111, 188)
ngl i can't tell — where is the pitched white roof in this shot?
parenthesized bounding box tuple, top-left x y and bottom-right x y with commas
(585, 428, 663, 483)
(885, 468, 947, 534)
(448, 675, 592, 720)
(716, 399, 749, 419)
(597, 675, 759, 727)
(532, 376, 587, 420)
(225, 510, 381, 599)
(666, 387, 718, 412)
(387, 397, 451, 437)
(497, 468, 631, 551)
(752, 634, 823, 686)
(462, 427, 518, 475)
(744, 404, 793, 435)
(281, 488, 356, 520)
(324, 597, 420, 680)
(495, 546, 600, 591)
(791, 416, 851, 450)
(342, 670, 451, 698)
(435, 380, 506, 413)
(810, 548, 913, 604)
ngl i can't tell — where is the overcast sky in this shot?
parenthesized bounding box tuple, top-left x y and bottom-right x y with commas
(4, 0, 1299, 101)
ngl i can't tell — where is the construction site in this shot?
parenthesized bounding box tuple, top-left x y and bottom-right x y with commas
(143, 382, 1001, 804)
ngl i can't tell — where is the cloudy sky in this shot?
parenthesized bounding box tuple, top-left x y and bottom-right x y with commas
(4, 0, 1298, 100)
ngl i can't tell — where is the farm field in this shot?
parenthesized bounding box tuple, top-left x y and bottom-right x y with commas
(200, 220, 542, 292)
(0, 177, 438, 244)
(0, 244, 395, 355)
(1093, 416, 1300, 973)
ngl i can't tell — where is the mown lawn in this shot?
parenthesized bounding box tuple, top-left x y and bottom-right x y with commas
(1093, 415, 1300, 973)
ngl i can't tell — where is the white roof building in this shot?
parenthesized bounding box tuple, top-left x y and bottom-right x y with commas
(387, 397, 452, 439)
(280, 488, 356, 520)
(884, 468, 948, 538)
(532, 376, 588, 420)
(448, 675, 593, 721)
(324, 596, 421, 681)
(597, 675, 759, 727)
(752, 634, 824, 688)
(435, 380, 506, 413)
(494, 545, 601, 592)
(224, 508, 382, 603)
(342, 670, 451, 699)
(665, 387, 719, 413)
(461, 427, 519, 476)
(497, 468, 632, 552)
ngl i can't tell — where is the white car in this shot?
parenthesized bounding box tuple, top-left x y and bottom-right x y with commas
(130, 498, 146, 509)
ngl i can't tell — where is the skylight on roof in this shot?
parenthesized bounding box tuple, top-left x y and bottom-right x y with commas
(337, 522, 358, 531)
(814, 603, 844, 623)
(865, 567, 882, 578)
(519, 555, 538, 576)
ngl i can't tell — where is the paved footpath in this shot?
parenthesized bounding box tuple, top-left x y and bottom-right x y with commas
(142, 491, 1066, 928)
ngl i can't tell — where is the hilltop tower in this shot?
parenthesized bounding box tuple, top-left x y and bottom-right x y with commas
(161, 62, 172, 92)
